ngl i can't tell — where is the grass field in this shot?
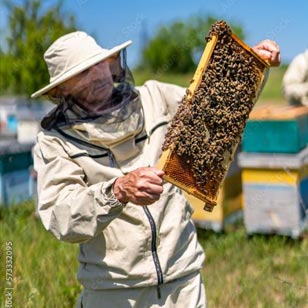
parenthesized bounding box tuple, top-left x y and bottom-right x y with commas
(0, 201, 81, 308)
(0, 201, 307, 308)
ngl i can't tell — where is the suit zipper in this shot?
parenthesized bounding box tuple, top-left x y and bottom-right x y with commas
(143, 206, 163, 299)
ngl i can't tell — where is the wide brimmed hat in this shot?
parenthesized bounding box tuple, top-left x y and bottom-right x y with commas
(31, 31, 132, 98)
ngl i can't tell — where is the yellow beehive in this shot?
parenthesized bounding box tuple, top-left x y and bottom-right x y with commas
(238, 149, 308, 238)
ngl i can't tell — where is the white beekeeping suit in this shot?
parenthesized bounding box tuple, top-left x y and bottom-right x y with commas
(282, 50, 308, 106)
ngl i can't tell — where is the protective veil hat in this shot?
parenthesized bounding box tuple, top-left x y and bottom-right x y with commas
(31, 31, 132, 98)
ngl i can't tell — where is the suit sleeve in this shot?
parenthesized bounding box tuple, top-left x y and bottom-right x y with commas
(33, 133, 125, 244)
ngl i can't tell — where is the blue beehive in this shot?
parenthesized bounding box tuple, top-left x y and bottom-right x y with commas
(243, 105, 308, 153)
(0, 141, 33, 206)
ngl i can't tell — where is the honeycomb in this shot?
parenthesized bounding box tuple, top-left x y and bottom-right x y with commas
(157, 20, 269, 211)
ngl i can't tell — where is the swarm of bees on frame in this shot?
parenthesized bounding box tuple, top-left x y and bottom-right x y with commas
(162, 20, 264, 201)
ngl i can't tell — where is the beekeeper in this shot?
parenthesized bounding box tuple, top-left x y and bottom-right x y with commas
(31, 31, 280, 308)
(282, 49, 308, 106)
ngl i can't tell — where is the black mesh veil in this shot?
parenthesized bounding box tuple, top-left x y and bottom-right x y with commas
(42, 48, 142, 130)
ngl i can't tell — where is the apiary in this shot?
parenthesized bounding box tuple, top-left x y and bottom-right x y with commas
(238, 149, 308, 238)
(243, 105, 308, 153)
(185, 151, 242, 231)
(157, 20, 269, 211)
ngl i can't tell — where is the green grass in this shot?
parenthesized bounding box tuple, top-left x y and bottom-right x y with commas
(198, 226, 308, 308)
(0, 201, 81, 308)
(133, 69, 192, 88)
(1, 202, 307, 307)
(133, 65, 288, 105)
(258, 65, 288, 105)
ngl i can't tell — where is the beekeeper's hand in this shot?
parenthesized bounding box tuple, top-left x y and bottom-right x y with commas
(113, 167, 164, 205)
(252, 39, 281, 67)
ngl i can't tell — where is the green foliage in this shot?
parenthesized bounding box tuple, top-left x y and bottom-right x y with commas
(0, 0, 76, 96)
(140, 16, 245, 73)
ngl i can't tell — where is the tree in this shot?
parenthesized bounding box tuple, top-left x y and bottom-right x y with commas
(140, 16, 245, 74)
(0, 0, 76, 96)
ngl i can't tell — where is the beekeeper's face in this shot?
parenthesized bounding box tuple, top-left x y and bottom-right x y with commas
(60, 58, 115, 114)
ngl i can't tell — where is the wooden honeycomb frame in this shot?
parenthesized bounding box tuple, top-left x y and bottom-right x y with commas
(157, 26, 270, 212)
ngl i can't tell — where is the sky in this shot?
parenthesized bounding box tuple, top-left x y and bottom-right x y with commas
(1, 0, 308, 68)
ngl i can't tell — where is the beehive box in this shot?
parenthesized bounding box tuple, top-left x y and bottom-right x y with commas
(0, 170, 32, 205)
(243, 105, 308, 153)
(186, 152, 242, 231)
(238, 149, 308, 238)
(0, 141, 33, 206)
(157, 20, 269, 211)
